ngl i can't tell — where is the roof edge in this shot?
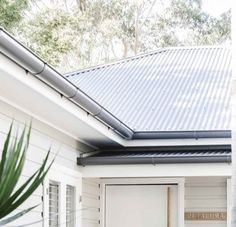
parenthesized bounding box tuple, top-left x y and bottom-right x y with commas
(78, 145, 231, 166)
(77, 145, 232, 165)
(133, 130, 231, 139)
(0, 28, 133, 139)
(99, 144, 231, 152)
(77, 155, 231, 165)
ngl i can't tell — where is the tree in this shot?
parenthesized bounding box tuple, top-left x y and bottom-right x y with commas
(12, 0, 231, 72)
(19, 8, 74, 66)
(0, 124, 53, 225)
(0, 0, 28, 31)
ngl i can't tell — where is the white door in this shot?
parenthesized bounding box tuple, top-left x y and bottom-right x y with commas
(105, 185, 178, 227)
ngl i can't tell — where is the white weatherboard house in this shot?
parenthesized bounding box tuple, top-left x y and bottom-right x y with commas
(0, 28, 232, 227)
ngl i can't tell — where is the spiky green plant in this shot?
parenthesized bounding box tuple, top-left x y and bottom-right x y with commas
(0, 123, 53, 225)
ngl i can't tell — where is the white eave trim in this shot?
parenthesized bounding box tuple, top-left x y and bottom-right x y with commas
(80, 163, 232, 178)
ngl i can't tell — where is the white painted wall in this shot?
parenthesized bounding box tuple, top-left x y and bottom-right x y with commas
(0, 100, 85, 226)
(82, 177, 229, 227)
(81, 163, 231, 178)
(185, 177, 228, 227)
(82, 178, 101, 227)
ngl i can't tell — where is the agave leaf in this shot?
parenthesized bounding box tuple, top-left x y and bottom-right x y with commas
(1, 142, 27, 201)
(0, 123, 53, 223)
(0, 123, 13, 182)
(3, 152, 54, 216)
(0, 169, 40, 216)
(0, 149, 27, 212)
(0, 128, 26, 201)
(0, 205, 39, 226)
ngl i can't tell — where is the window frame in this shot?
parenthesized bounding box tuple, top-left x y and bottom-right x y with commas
(49, 180, 60, 227)
(43, 164, 82, 227)
(66, 184, 76, 227)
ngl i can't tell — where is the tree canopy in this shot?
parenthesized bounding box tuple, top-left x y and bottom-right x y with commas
(0, 0, 231, 72)
(0, 0, 28, 31)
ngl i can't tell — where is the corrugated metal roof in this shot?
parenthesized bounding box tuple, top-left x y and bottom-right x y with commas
(89, 149, 231, 158)
(66, 46, 231, 132)
(77, 146, 231, 165)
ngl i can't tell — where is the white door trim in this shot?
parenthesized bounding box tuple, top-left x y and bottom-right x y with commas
(100, 178, 185, 227)
(227, 178, 232, 227)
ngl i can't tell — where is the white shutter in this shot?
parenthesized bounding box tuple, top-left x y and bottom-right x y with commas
(66, 185, 75, 227)
(49, 181, 60, 227)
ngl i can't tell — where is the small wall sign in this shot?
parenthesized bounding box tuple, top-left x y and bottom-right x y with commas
(185, 212, 227, 221)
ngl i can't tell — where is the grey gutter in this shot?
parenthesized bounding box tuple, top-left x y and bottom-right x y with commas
(77, 154, 231, 166)
(133, 130, 231, 139)
(0, 28, 231, 140)
(78, 145, 231, 165)
(0, 28, 133, 139)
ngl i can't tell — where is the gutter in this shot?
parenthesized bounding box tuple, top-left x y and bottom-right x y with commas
(0, 28, 231, 140)
(133, 130, 231, 139)
(0, 28, 133, 139)
(78, 145, 231, 165)
(77, 155, 231, 166)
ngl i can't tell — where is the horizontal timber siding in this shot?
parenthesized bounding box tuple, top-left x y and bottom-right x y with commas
(0, 100, 83, 227)
(185, 177, 227, 227)
(82, 178, 101, 227)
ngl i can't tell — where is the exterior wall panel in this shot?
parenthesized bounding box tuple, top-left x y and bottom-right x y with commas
(185, 177, 227, 227)
(82, 178, 101, 227)
(0, 100, 83, 226)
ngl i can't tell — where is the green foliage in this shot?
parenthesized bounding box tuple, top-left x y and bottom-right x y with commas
(20, 8, 74, 66)
(159, 0, 231, 45)
(0, 0, 28, 31)
(0, 123, 53, 225)
(10, 0, 231, 72)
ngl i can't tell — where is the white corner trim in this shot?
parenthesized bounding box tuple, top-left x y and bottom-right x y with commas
(227, 178, 232, 227)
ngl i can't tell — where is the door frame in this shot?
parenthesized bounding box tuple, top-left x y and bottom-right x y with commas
(100, 178, 185, 227)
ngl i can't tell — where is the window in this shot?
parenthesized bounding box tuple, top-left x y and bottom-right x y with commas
(66, 185, 75, 227)
(49, 181, 60, 227)
(43, 164, 81, 227)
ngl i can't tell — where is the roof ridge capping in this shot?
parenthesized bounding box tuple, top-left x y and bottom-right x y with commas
(65, 45, 230, 77)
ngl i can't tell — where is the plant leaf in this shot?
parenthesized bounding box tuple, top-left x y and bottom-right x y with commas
(0, 205, 39, 226)
(0, 123, 53, 223)
(0, 123, 13, 182)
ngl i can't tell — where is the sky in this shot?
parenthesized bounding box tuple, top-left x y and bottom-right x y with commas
(202, 0, 231, 16)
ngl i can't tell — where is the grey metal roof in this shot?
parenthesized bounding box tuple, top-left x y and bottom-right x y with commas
(77, 146, 231, 165)
(67, 46, 231, 132)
